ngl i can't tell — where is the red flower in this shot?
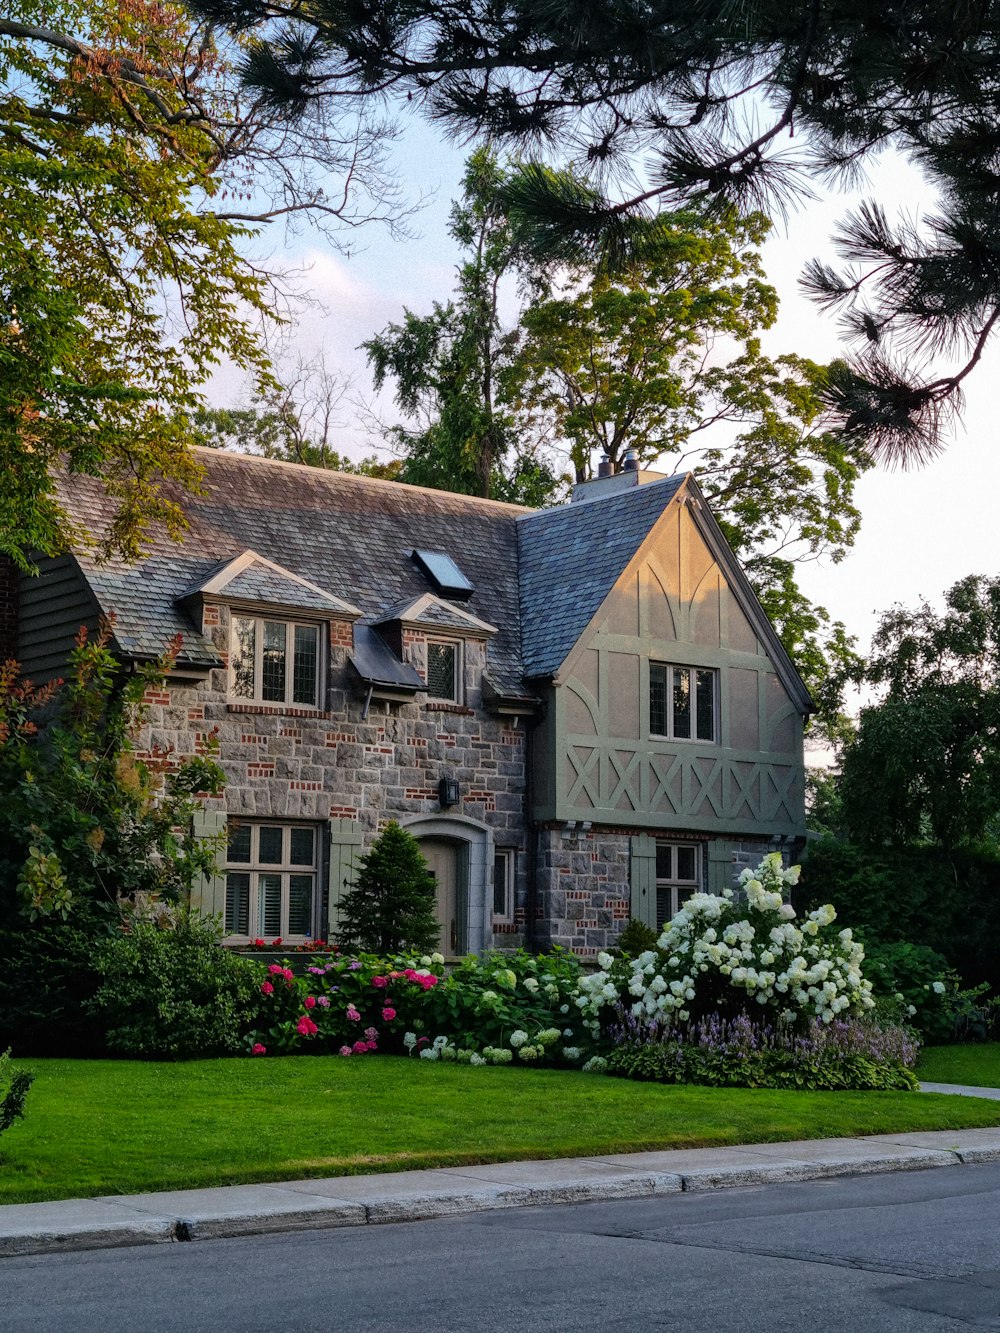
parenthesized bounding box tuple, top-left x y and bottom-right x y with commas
(251, 1043, 266, 1056)
(304, 995, 316, 1009)
(381, 1007, 396, 1022)
(371, 975, 388, 988)
(260, 981, 274, 995)
(352, 1040, 368, 1054)
(296, 1016, 318, 1037)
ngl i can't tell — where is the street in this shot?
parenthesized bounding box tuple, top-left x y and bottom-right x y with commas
(3, 1163, 1000, 1332)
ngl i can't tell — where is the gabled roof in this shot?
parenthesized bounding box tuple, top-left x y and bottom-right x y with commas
(182, 549, 361, 618)
(374, 593, 497, 637)
(517, 474, 686, 678)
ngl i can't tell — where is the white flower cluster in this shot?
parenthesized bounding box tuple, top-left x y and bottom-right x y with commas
(576, 854, 875, 1029)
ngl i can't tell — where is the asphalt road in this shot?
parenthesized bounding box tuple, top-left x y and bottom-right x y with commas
(3, 1163, 1000, 1333)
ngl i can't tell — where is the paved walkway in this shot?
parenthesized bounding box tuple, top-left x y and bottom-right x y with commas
(919, 1080, 1000, 1099)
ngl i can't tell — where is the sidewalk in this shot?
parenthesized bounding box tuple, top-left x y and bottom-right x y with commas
(3, 1117, 1000, 1260)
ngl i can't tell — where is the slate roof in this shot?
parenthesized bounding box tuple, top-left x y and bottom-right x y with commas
(183, 552, 361, 616)
(516, 474, 686, 678)
(349, 625, 424, 692)
(57, 451, 530, 692)
(374, 594, 497, 636)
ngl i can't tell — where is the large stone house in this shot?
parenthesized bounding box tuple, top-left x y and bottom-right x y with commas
(3, 449, 811, 955)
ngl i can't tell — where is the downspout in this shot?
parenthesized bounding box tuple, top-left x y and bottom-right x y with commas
(524, 700, 546, 953)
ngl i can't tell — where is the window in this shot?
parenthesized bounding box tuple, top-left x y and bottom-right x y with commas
(224, 822, 318, 940)
(655, 842, 701, 929)
(650, 664, 717, 741)
(493, 848, 515, 922)
(426, 639, 461, 703)
(231, 616, 321, 707)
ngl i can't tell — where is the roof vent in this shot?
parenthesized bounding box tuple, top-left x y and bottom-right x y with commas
(411, 549, 474, 601)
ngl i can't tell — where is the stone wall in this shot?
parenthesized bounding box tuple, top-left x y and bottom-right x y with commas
(534, 825, 632, 955)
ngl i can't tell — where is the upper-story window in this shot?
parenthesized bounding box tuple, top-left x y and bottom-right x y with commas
(231, 615, 321, 707)
(650, 664, 717, 741)
(426, 638, 462, 704)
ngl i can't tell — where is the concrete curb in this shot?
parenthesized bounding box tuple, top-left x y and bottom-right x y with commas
(4, 1125, 1000, 1258)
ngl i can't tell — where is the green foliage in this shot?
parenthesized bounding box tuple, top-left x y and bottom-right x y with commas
(335, 823, 441, 956)
(841, 575, 1000, 847)
(798, 837, 1000, 995)
(198, 0, 1000, 462)
(0, 917, 108, 1056)
(615, 919, 658, 957)
(0, 1047, 34, 1137)
(606, 1040, 918, 1092)
(86, 914, 267, 1059)
(862, 941, 999, 1044)
(0, 1, 403, 564)
(0, 621, 225, 925)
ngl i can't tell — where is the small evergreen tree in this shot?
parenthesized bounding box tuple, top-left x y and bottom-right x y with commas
(336, 823, 441, 955)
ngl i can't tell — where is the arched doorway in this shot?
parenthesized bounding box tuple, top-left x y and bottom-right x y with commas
(401, 813, 493, 956)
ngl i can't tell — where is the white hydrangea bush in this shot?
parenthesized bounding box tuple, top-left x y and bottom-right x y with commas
(576, 854, 875, 1032)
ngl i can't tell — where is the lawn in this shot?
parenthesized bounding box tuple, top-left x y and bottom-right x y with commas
(2, 1055, 1000, 1206)
(917, 1043, 1000, 1088)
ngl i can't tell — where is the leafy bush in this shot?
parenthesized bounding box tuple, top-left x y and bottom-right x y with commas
(0, 1047, 34, 1137)
(606, 1011, 919, 1091)
(615, 919, 658, 956)
(576, 854, 875, 1037)
(864, 940, 999, 1043)
(0, 915, 109, 1056)
(87, 914, 266, 1059)
(336, 823, 440, 954)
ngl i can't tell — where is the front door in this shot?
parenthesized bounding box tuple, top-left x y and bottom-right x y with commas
(419, 838, 466, 956)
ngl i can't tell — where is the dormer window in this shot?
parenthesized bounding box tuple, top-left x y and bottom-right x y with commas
(426, 639, 462, 703)
(231, 615, 321, 707)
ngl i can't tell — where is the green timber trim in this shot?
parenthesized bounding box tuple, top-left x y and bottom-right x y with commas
(328, 818, 363, 939)
(706, 839, 735, 895)
(190, 807, 228, 921)
(629, 834, 657, 930)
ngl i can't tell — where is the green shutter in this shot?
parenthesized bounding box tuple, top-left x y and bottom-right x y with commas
(328, 818, 363, 939)
(629, 834, 657, 930)
(707, 839, 733, 895)
(190, 806, 228, 921)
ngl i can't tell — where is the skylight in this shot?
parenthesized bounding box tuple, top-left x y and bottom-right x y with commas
(411, 549, 474, 600)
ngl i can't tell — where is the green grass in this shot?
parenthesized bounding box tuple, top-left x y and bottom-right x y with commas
(2, 1056, 1000, 1206)
(917, 1043, 1000, 1088)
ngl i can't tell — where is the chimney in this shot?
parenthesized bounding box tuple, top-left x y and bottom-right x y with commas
(571, 450, 671, 503)
(622, 447, 639, 472)
(597, 452, 613, 479)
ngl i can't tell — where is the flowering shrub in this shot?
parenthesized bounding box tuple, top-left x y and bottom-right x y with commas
(576, 854, 875, 1037)
(241, 938, 336, 955)
(605, 1010, 919, 1091)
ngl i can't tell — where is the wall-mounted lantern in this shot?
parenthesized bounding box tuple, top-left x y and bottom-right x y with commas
(438, 777, 460, 808)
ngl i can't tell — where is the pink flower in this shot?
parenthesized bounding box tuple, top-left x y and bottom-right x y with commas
(267, 963, 284, 975)
(304, 995, 316, 1009)
(417, 1036, 430, 1047)
(346, 1005, 361, 1022)
(316, 996, 331, 1008)
(296, 1016, 318, 1037)
(352, 1040, 368, 1054)
(364, 1026, 378, 1041)
(381, 1007, 396, 1022)
(339, 1045, 353, 1056)
(260, 981, 274, 995)
(365, 1040, 378, 1051)
(371, 975, 388, 988)
(251, 1043, 266, 1055)
(282, 968, 294, 981)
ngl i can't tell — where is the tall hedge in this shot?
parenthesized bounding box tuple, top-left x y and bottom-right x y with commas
(797, 838, 1000, 991)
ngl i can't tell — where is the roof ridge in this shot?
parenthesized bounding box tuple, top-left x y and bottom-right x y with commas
(191, 446, 534, 515)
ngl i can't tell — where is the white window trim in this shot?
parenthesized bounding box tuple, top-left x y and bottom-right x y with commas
(425, 637, 464, 705)
(649, 663, 718, 743)
(492, 847, 515, 923)
(654, 841, 702, 929)
(229, 613, 325, 709)
(223, 821, 320, 943)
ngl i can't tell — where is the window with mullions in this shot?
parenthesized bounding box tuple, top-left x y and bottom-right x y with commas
(230, 616, 321, 707)
(493, 848, 515, 922)
(650, 665, 717, 741)
(224, 823, 318, 940)
(655, 842, 701, 930)
(426, 639, 461, 703)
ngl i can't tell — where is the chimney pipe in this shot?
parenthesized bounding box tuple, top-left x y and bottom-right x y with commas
(622, 447, 639, 473)
(597, 452, 612, 479)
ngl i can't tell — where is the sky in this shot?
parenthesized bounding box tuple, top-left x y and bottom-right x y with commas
(209, 116, 1000, 665)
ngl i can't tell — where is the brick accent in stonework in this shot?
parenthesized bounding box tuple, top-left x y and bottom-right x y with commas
(0, 557, 17, 662)
(202, 604, 221, 628)
(329, 619, 354, 648)
(143, 688, 171, 706)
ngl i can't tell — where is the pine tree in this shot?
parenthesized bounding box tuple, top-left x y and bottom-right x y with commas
(335, 823, 441, 955)
(188, 0, 1000, 466)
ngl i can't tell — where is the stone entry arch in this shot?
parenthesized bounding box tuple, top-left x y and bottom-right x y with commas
(401, 813, 493, 956)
